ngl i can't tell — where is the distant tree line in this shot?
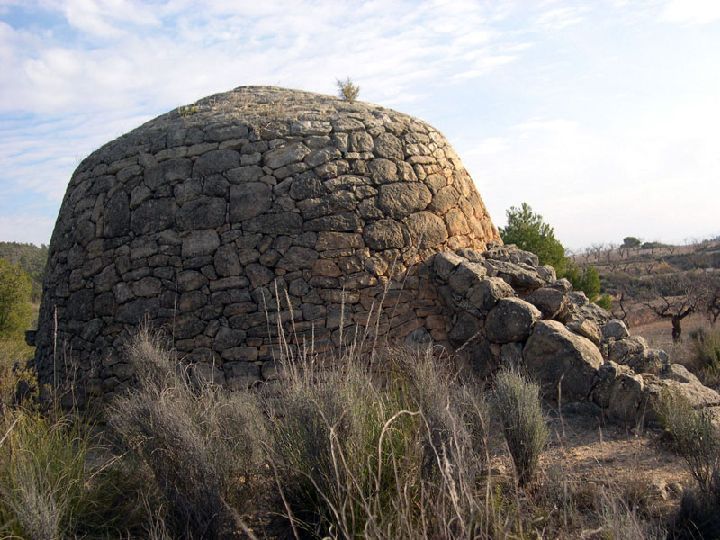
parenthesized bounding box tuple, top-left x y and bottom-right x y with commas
(0, 259, 33, 338)
(622, 236, 670, 250)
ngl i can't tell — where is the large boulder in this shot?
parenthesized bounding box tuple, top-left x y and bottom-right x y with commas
(523, 320, 603, 401)
(466, 277, 514, 312)
(526, 286, 568, 319)
(602, 319, 630, 340)
(485, 298, 540, 344)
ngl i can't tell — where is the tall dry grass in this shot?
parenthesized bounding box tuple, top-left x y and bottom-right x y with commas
(109, 326, 267, 539)
(0, 406, 153, 539)
(266, 338, 547, 539)
(657, 386, 720, 538)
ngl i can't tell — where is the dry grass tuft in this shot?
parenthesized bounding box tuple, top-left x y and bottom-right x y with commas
(492, 369, 548, 487)
(267, 343, 497, 538)
(109, 325, 267, 538)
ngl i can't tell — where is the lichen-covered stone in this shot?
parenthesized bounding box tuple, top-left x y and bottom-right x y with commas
(523, 320, 603, 401)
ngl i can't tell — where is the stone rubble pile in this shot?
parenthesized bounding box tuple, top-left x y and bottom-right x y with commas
(432, 244, 720, 425)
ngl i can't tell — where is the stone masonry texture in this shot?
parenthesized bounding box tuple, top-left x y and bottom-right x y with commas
(33, 86, 500, 403)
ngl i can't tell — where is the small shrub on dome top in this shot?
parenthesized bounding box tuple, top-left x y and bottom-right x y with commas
(177, 104, 198, 117)
(336, 77, 360, 103)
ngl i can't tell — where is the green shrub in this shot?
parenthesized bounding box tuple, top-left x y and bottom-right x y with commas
(596, 293, 613, 310)
(499, 203, 567, 273)
(564, 262, 602, 301)
(0, 258, 33, 339)
(492, 369, 548, 487)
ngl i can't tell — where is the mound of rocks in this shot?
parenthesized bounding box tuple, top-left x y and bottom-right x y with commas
(431, 244, 720, 425)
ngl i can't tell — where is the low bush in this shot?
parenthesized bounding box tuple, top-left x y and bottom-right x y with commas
(492, 369, 548, 486)
(656, 388, 720, 494)
(109, 326, 267, 539)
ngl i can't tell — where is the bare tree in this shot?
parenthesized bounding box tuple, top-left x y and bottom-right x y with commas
(643, 273, 706, 342)
(701, 273, 720, 325)
(611, 290, 630, 326)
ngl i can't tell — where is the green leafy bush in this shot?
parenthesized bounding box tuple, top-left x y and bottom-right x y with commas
(500, 203, 566, 274)
(596, 293, 613, 310)
(0, 259, 33, 339)
(500, 203, 608, 302)
(564, 263, 601, 301)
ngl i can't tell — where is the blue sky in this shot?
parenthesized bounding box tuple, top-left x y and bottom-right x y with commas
(1, 0, 719, 249)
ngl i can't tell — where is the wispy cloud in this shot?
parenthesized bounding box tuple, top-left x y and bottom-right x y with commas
(0, 0, 718, 247)
(0, 0, 529, 243)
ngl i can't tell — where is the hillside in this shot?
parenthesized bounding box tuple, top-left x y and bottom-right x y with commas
(572, 239, 720, 327)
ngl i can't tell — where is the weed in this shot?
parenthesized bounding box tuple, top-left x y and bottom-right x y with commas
(336, 77, 360, 103)
(656, 388, 720, 493)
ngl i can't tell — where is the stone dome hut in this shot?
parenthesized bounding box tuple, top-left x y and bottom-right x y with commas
(34, 86, 500, 402)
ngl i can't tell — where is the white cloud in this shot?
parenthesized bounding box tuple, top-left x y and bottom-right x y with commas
(0, 0, 529, 244)
(535, 5, 588, 31)
(660, 0, 720, 25)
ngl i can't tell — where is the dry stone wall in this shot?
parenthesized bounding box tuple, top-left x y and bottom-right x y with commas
(431, 245, 720, 425)
(33, 86, 499, 404)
